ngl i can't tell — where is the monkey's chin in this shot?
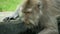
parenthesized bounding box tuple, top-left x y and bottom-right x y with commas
(25, 24, 34, 29)
(23, 22, 37, 29)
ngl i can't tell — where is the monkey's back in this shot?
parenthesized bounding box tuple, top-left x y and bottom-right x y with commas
(46, 0, 60, 17)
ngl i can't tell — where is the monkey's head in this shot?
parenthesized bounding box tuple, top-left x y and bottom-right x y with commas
(20, 0, 43, 28)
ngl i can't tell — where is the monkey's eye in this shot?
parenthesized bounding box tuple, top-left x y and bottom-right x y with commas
(23, 10, 32, 14)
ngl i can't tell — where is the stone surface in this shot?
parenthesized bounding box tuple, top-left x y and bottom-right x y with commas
(0, 12, 27, 34)
(0, 12, 14, 22)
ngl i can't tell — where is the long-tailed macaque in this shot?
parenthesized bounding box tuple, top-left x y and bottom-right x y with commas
(3, 0, 60, 34)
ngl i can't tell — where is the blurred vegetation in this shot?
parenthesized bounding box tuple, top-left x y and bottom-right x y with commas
(0, 0, 23, 11)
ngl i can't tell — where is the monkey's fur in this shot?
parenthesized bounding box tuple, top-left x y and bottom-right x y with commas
(3, 0, 60, 34)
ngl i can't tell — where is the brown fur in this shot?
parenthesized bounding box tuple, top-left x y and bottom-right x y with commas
(20, 0, 60, 34)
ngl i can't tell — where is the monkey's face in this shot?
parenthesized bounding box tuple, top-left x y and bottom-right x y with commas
(21, 0, 43, 28)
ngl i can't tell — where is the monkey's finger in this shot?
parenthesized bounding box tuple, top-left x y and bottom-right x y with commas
(3, 17, 10, 22)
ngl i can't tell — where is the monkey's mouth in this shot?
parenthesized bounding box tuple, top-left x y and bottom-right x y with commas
(22, 22, 34, 28)
(21, 14, 39, 28)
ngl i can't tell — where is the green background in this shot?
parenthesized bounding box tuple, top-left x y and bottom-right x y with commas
(0, 0, 23, 11)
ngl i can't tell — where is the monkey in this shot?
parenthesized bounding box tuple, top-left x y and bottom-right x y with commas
(3, 0, 60, 34)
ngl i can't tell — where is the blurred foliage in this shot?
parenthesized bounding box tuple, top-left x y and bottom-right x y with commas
(0, 0, 23, 11)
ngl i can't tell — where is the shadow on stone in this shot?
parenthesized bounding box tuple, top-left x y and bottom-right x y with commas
(0, 17, 60, 34)
(0, 19, 28, 34)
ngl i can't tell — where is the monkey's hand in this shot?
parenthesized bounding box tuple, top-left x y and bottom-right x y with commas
(3, 17, 16, 22)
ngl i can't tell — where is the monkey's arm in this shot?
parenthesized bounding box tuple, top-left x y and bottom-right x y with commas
(9, 6, 22, 19)
(38, 16, 59, 34)
(3, 0, 28, 21)
(3, 6, 23, 22)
